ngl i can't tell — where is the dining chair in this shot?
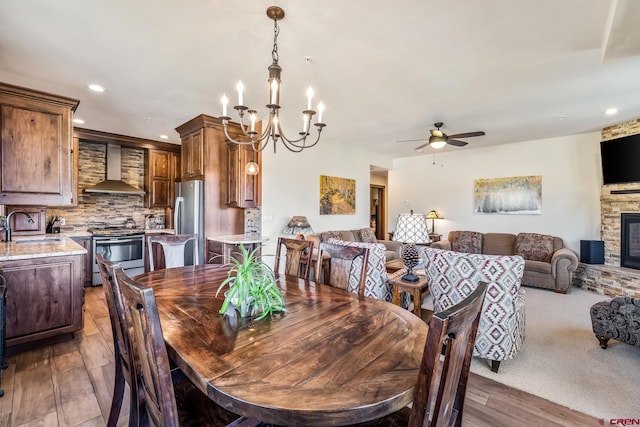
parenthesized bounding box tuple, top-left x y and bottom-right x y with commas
(147, 233, 198, 271)
(112, 267, 261, 427)
(352, 281, 488, 427)
(316, 241, 370, 295)
(96, 253, 140, 427)
(274, 237, 314, 279)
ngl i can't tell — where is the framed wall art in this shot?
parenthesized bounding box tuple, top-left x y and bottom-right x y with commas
(474, 175, 542, 215)
(320, 175, 356, 215)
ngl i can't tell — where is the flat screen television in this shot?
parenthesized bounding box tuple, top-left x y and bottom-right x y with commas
(600, 134, 640, 184)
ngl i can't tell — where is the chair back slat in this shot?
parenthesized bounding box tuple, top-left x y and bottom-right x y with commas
(113, 268, 180, 426)
(274, 237, 314, 279)
(409, 281, 487, 427)
(316, 241, 369, 295)
(148, 234, 198, 271)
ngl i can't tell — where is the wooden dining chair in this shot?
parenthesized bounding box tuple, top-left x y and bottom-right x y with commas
(316, 241, 370, 295)
(351, 281, 487, 427)
(96, 253, 140, 427)
(274, 237, 314, 279)
(147, 234, 198, 271)
(112, 267, 261, 427)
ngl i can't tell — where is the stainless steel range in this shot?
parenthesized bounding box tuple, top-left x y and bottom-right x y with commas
(88, 226, 146, 286)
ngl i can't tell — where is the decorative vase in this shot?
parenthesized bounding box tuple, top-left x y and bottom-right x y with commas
(401, 243, 420, 282)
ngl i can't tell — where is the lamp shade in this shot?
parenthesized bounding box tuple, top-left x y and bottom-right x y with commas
(392, 213, 431, 244)
(425, 210, 443, 220)
(282, 216, 314, 235)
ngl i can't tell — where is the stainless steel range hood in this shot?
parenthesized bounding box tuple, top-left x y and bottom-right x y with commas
(84, 144, 146, 195)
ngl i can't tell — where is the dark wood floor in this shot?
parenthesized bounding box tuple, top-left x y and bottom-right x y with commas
(0, 286, 598, 426)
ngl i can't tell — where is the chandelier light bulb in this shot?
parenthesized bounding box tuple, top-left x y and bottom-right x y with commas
(250, 113, 257, 132)
(237, 81, 244, 106)
(317, 102, 325, 123)
(221, 94, 228, 117)
(306, 86, 314, 110)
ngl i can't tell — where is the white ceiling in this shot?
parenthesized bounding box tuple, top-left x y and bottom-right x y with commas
(1, 0, 640, 158)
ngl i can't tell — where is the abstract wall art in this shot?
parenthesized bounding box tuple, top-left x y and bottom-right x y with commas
(474, 175, 542, 215)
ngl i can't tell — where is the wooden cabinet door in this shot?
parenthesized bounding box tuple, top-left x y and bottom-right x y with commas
(226, 141, 261, 208)
(71, 236, 92, 285)
(181, 130, 203, 180)
(2, 254, 84, 346)
(0, 83, 78, 205)
(145, 149, 175, 208)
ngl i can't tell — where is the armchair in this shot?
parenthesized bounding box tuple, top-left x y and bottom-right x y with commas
(423, 247, 526, 372)
(590, 296, 640, 349)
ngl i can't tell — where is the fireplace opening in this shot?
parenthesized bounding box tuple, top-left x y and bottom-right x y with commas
(620, 213, 640, 269)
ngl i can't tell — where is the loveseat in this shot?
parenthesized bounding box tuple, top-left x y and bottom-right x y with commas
(431, 231, 578, 293)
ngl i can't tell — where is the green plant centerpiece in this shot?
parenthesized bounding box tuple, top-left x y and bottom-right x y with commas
(216, 244, 286, 320)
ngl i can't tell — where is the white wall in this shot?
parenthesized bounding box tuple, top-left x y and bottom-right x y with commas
(260, 136, 375, 266)
(388, 132, 602, 252)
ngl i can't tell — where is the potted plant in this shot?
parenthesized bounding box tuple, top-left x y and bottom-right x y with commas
(216, 244, 286, 320)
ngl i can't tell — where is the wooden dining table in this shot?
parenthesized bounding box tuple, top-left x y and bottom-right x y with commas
(134, 264, 428, 426)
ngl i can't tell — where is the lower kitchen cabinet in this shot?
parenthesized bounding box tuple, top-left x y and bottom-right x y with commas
(1, 254, 84, 347)
(71, 235, 92, 286)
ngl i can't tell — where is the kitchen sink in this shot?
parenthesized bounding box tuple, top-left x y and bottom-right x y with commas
(15, 237, 65, 244)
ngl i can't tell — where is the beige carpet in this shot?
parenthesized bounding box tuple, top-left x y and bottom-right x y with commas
(460, 286, 640, 420)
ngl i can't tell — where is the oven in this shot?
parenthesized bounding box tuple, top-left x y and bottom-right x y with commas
(91, 232, 145, 286)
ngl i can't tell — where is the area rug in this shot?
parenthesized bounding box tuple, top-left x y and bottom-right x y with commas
(462, 286, 640, 420)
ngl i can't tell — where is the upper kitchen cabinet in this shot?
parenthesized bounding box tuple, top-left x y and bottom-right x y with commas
(0, 82, 79, 205)
(144, 149, 180, 208)
(226, 130, 261, 208)
(180, 128, 204, 180)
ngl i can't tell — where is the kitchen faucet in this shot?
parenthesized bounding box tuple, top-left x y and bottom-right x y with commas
(3, 211, 35, 242)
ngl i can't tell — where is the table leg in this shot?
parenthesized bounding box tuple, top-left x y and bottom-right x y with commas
(393, 286, 401, 306)
(412, 289, 421, 316)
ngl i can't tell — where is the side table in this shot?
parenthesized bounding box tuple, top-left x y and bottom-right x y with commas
(389, 274, 429, 317)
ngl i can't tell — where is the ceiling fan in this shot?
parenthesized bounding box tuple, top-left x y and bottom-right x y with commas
(398, 122, 485, 150)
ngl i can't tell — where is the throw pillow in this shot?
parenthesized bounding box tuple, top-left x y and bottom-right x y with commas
(450, 231, 483, 254)
(359, 228, 378, 243)
(320, 231, 342, 242)
(515, 233, 554, 262)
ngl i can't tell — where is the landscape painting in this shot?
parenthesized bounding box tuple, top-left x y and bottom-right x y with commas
(474, 175, 542, 215)
(320, 175, 356, 215)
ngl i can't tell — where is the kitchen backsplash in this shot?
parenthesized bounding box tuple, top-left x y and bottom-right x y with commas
(48, 141, 166, 230)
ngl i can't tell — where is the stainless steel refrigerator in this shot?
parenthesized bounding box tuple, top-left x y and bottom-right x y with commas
(174, 180, 205, 265)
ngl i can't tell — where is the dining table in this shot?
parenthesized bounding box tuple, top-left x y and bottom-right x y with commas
(133, 264, 429, 426)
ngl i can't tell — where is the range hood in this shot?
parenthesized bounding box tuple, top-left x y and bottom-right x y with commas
(84, 144, 146, 195)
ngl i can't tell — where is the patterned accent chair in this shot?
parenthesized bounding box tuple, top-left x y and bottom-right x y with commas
(327, 239, 409, 308)
(590, 296, 640, 349)
(423, 247, 526, 372)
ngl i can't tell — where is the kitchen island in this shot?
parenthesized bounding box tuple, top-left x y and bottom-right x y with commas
(207, 233, 268, 264)
(0, 236, 86, 349)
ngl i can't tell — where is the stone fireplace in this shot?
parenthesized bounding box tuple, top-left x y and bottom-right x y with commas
(620, 213, 640, 269)
(573, 118, 640, 297)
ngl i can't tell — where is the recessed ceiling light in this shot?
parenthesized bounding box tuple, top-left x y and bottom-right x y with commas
(88, 84, 105, 92)
(73, 118, 85, 124)
(159, 135, 169, 140)
(605, 108, 619, 116)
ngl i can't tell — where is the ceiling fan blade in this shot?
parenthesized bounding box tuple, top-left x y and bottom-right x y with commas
(448, 139, 468, 147)
(414, 142, 430, 150)
(447, 131, 485, 139)
(396, 138, 429, 143)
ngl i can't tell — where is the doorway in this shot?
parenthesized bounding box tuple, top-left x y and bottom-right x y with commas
(370, 185, 387, 240)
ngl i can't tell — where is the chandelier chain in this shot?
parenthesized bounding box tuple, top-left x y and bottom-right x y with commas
(272, 18, 279, 64)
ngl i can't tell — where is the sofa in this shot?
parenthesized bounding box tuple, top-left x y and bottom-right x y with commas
(431, 231, 578, 293)
(307, 228, 402, 263)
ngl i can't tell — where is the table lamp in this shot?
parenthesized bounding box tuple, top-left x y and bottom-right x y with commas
(392, 212, 431, 244)
(426, 210, 444, 240)
(282, 216, 314, 238)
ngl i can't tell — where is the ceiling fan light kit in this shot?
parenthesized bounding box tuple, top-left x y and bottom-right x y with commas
(401, 121, 485, 151)
(220, 6, 326, 153)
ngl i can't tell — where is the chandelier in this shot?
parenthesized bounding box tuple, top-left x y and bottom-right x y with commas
(220, 6, 326, 153)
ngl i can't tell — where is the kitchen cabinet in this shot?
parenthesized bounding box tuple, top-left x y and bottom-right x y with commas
(226, 139, 261, 208)
(5, 206, 46, 236)
(0, 82, 79, 206)
(145, 149, 180, 208)
(71, 235, 92, 286)
(175, 115, 259, 240)
(2, 253, 84, 347)
(180, 129, 204, 180)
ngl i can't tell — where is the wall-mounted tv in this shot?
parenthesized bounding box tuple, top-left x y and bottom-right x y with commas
(600, 134, 640, 185)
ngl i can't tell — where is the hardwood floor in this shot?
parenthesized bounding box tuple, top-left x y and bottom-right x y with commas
(0, 286, 598, 426)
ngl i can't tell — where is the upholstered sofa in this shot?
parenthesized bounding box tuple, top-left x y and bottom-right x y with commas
(307, 228, 402, 263)
(431, 231, 578, 293)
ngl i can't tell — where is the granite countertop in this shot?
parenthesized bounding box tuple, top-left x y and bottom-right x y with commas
(208, 233, 268, 244)
(0, 236, 87, 262)
(144, 228, 175, 234)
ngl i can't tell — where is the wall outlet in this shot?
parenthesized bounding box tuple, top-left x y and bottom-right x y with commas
(59, 218, 66, 225)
